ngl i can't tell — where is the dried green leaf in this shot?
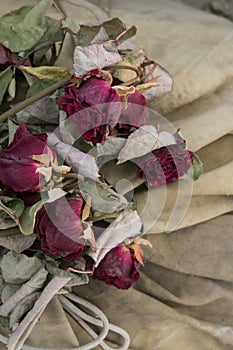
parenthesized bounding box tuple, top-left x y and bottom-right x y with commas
(9, 291, 41, 328)
(0, 227, 36, 253)
(0, 197, 25, 229)
(0, 68, 13, 104)
(0, 267, 47, 317)
(90, 209, 142, 265)
(76, 18, 136, 47)
(73, 43, 122, 77)
(62, 18, 79, 33)
(113, 48, 145, 82)
(20, 65, 69, 81)
(95, 137, 126, 166)
(48, 133, 99, 181)
(45, 260, 88, 287)
(0, 251, 43, 284)
(19, 201, 43, 235)
(32, 17, 64, 65)
(137, 63, 173, 101)
(80, 179, 128, 214)
(26, 79, 56, 98)
(0, 315, 10, 329)
(16, 96, 59, 125)
(187, 153, 203, 180)
(0, 0, 52, 52)
(7, 76, 16, 101)
(118, 125, 177, 164)
(8, 119, 18, 145)
(1, 284, 21, 303)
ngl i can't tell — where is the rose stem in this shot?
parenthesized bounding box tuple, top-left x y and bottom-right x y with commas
(52, 0, 67, 19)
(0, 78, 69, 123)
(63, 173, 84, 181)
(141, 61, 157, 82)
(67, 267, 93, 274)
(63, 182, 80, 192)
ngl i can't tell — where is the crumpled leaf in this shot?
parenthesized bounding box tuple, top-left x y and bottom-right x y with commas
(42, 188, 67, 204)
(186, 153, 203, 180)
(7, 75, 16, 101)
(137, 63, 173, 101)
(26, 79, 57, 98)
(76, 17, 137, 47)
(1, 284, 21, 304)
(62, 18, 79, 33)
(48, 133, 99, 181)
(16, 95, 60, 125)
(113, 48, 145, 83)
(0, 0, 52, 52)
(0, 68, 13, 104)
(0, 211, 16, 230)
(89, 209, 142, 266)
(0, 267, 47, 317)
(0, 251, 43, 284)
(45, 258, 88, 287)
(80, 179, 128, 214)
(74, 43, 122, 78)
(0, 197, 25, 229)
(32, 17, 64, 65)
(8, 119, 18, 145)
(9, 291, 41, 328)
(95, 137, 127, 166)
(19, 65, 70, 82)
(0, 227, 36, 253)
(19, 201, 43, 235)
(118, 125, 177, 164)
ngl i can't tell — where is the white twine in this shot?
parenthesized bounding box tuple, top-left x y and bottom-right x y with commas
(0, 293, 130, 350)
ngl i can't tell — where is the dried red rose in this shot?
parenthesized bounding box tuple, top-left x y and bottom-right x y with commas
(57, 77, 121, 144)
(136, 144, 194, 187)
(118, 89, 147, 130)
(36, 196, 88, 261)
(0, 125, 57, 192)
(91, 244, 141, 290)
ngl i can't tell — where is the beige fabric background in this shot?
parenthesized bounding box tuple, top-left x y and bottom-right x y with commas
(1, 0, 233, 349)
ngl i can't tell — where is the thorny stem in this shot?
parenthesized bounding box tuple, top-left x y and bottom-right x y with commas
(0, 78, 69, 123)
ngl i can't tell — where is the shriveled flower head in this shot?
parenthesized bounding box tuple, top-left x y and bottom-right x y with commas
(136, 144, 194, 187)
(91, 243, 142, 290)
(36, 196, 89, 261)
(0, 125, 57, 192)
(57, 77, 121, 144)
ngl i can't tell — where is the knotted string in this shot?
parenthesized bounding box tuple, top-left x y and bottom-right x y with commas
(0, 276, 130, 350)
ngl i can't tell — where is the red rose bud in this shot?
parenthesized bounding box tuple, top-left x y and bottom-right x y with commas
(92, 244, 142, 290)
(36, 196, 88, 261)
(57, 77, 121, 144)
(136, 144, 194, 187)
(0, 125, 57, 192)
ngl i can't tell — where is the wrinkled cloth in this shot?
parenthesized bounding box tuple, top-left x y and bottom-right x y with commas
(1, 0, 233, 349)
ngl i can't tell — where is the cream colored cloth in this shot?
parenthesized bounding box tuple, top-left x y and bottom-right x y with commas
(1, 0, 233, 349)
